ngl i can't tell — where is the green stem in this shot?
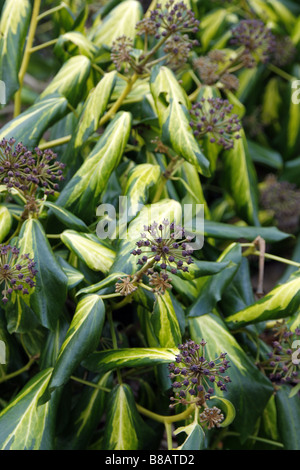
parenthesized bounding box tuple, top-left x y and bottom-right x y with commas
(152, 157, 183, 203)
(70, 375, 111, 393)
(14, 0, 41, 117)
(136, 403, 195, 424)
(29, 38, 58, 53)
(268, 63, 296, 82)
(37, 3, 65, 21)
(221, 431, 284, 448)
(107, 309, 122, 384)
(243, 248, 300, 268)
(39, 135, 72, 150)
(99, 73, 138, 127)
(0, 355, 38, 384)
(165, 422, 173, 450)
(91, 63, 105, 76)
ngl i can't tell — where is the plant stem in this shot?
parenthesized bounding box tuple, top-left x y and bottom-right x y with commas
(37, 3, 65, 21)
(0, 355, 39, 384)
(70, 375, 111, 393)
(39, 135, 72, 150)
(242, 247, 300, 268)
(220, 431, 284, 448)
(98, 73, 139, 127)
(14, 0, 41, 117)
(91, 63, 105, 76)
(268, 63, 296, 82)
(107, 309, 123, 385)
(152, 157, 183, 203)
(136, 403, 195, 424)
(30, 38, 58, 53)
(165, 422, 173, 450)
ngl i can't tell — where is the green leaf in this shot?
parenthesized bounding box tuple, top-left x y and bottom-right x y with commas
(56, 256, 85, 289)
(39, 315, 70, 369)
(248, 140, 283, 169)
(44, 201, 89, 232)
(188, 243, 242, 317)
(61, 372, 113, 450)
(0, 95, 68, 147)
(123, 163, 161, 218)
(73, 71, 117, 152)
(91, 0, 143, 47)
(54, 31, 99, 61)
(0, 368, 60, 450)
(0, 205, 12, 242)
(57, 112, 132, 222)
(18, 219, 68, 331)
(275, 385, 300, 450)
(39, 55, 91, 107)
(102, 383, 151, 450)
(210, 396, 236, 428)
(262, 395, 279, 441)
(0, 0, 32, 102)
(189, 314, 273, 441)
(82, 347, 178, 374)
(61, 230, 115, 274)
(42, 295, 105, 400)
(196, 220, 290, 243)
(150, 66, 210, 176)
(151, 291, 182, 348)
(226, 273, 300, 329)
(222, 131, 260, 226)
(76, 272, 126, 296)
(174, 422, 206, 450)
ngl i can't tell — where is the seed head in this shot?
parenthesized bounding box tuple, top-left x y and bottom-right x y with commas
(111, 36, 134, 72)
(115, 275, 138, 296)
(199, 406, 224, 429)
(149, 1, 200, 40)
(168, 339, 231, 407)
(230, 20, 276, 65)
(0, 244, 37, 303)
(189, 98, 241, 149)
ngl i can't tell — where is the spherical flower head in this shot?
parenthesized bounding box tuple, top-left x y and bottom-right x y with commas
(266, 321, 300, 384)
(136, 18, 157, 36)
(0, 139, 65, 196)
(0, 244, 37, 303)
(168, 339, 231, 407)
(272, 36, 297, 67)
(164, 34, 198, 69)
(111, 35, 134, 72)
(199, 406, 224, 429)
(131, 219, 194, 275)
(260, 175, 300, 233)
(149, 1, 200, 40)
(32, 147, 65, 195)
(0, 138, 33, 192)
(230, 20, 276, 65)
(189, 98, 241, 150)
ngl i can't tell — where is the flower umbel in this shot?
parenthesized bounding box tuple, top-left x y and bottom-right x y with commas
(111, 36, 134, 72)
(264, 322, 300, 384)
(189, 98, 241, 150)
(168, 339, 231, 407)
(0, 244, 37, 304)
(131, 220, 194, 275)
(230, 20, 276, 65)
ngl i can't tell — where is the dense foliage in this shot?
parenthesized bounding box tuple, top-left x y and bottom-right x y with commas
(0, 0, 299, 450)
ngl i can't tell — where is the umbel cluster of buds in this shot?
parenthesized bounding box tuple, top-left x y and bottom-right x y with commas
(195, 19, 279, 89)
(0, 244, 37, 304)
(0, 138, 65, 196)
(189, 98, 242, 150)
(168, 339, 231, 429)
(111, 0, 200, 72)
(264, 322, 300, 385)
(115, 220, 194, 296)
